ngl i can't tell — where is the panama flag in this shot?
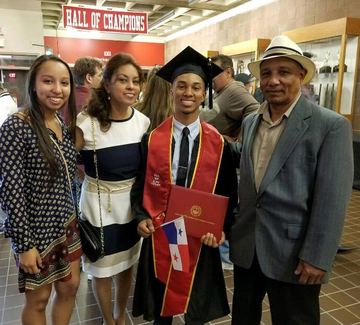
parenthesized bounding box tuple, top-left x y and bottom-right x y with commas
(161, 217, 190, 273)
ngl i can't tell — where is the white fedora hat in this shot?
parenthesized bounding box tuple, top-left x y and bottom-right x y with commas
(248, 35, 315, 85)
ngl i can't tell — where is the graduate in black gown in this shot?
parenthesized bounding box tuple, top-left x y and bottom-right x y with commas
(131, 46, 238, 325)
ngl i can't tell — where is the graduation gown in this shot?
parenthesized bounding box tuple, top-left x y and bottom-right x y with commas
(130, 124, 238, 324)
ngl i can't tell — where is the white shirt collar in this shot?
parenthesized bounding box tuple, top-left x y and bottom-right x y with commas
(173, 117, 200, 140)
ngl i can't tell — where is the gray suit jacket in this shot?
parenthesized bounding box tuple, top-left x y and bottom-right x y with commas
(229, 95, 354, 284)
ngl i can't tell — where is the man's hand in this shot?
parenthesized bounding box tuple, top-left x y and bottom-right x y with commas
(295, 260, 326, 284)
(137, 219, 155, 238)
(19, 247, 42, 274)
(200, 231, 226, 248)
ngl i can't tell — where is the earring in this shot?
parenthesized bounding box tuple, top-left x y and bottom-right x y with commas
(107, 93, 111, 101)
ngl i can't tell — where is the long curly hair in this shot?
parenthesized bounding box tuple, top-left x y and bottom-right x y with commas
(86, 53, 144, 132)
(135, 66, 173, 131)
(23, 54, 76, 180)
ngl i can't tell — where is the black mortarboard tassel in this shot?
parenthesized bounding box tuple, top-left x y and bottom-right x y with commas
(207, 56, 213, 109)
(156, 46, 223, 109)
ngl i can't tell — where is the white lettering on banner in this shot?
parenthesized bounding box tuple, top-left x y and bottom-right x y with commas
(114, 15, 118, 30)
(63, 5, 147, 33)
(103, 14, 108, 29)
(83, 11, 89, 27)
(72, 10, 77, 26)
(91, 12, 100, 28)
(96, 12, 100, 28)
(66, 9, 72, 27)
(66, 9, 89, 27)
(91, 12, 96, 28)
(119, 15, 124, 29)
(103, 14, 144, 31)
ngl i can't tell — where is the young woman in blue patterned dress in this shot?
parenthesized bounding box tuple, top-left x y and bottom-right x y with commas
(76, 53, 150, 325)
(0, 55, 82, 325)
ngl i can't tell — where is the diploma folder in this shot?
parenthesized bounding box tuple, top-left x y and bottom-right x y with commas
(165, 185, 229, 239)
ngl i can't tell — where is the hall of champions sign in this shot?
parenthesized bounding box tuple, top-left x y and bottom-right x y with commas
(63, 5, 148, 34)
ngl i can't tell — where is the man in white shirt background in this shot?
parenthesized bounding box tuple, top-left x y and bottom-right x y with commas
(0, 81, 18, 234)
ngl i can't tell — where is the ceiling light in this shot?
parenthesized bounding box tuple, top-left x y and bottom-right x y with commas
(148, 10, 176, 31)
(165, 0, 278, 41)
(31, 43, 45, 47)
(30, 43, 53, 55)
(45, 46, 53, 55)
(0, 55, 12, 59)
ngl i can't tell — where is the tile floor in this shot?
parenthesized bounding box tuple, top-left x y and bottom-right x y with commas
(0, 189, 359, 325)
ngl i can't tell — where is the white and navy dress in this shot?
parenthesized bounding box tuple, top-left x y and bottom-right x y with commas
(77, 108, 150, 277)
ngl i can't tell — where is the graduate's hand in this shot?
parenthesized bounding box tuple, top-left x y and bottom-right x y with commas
(295, 260, 326, 284)
(19, 247, 42, 274)
(137, 219, 155, 238)
(200, 231, 225, 248)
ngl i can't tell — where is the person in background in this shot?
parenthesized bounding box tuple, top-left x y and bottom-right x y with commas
(0, 81, 18, 234)
(0, 81, 17, 125)
(301, 52, 318, 103)
(0, 55, 82, 325)
(208, 57, 260, 270)
(235, 73, 255, 93)
(208, 54, 259, 142)
(131, 46, 238, 325)
(134, 65, 173, 131)
(76, 53, 150, 325)
(61, 56, 103, 125)
(253, 86, 265, 104)
(230, 35, 353, 325)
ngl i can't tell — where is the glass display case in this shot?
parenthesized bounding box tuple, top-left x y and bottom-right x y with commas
(222, 38, 270, 94)
(283, 17, 360, 123)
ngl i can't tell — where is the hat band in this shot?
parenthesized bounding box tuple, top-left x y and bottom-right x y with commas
(259, 54, 305, 70)
(264, 45, 302, 58)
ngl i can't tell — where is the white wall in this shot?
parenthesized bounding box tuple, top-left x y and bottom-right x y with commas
(0, 1, 44, 55)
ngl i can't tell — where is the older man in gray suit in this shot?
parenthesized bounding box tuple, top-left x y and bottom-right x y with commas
(229, 35, 353, 325)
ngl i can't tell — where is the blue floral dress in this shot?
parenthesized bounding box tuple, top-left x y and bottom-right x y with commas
(0, 114, 82, 292)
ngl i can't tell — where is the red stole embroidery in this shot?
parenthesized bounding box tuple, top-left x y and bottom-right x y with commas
(143, 115, 224, 316)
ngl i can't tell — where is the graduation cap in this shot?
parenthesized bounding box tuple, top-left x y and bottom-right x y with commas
(156, 46, 223, 109)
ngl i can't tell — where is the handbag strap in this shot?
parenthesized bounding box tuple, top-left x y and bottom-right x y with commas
(90, 116, 105, 254)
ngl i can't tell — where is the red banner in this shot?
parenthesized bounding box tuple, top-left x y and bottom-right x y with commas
(63, 5, 148, 34)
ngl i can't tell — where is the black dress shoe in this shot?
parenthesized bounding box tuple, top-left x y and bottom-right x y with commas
(337, 244, 358, 253)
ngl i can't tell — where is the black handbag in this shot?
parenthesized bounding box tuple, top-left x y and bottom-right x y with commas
(77, 218, 104, 263)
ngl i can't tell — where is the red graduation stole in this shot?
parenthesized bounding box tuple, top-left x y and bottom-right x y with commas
(143, 115, 224, 317)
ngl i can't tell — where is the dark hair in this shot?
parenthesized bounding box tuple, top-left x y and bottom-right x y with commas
(73, 57, 104, 86)
(235, 73, 253, 85)
(24, 54, 77, 180)
(135, 66, 173, 131)
(86, 52, 144, 131)
(211, 54, 235, 78)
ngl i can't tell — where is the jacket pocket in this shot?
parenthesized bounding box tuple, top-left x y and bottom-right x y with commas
(287, 224, 306, 239)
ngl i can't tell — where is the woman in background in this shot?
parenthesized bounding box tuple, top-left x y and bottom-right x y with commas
(134, 65, 173, 131)
(0, 55, 82, 325)
(76, 53, 150, 325)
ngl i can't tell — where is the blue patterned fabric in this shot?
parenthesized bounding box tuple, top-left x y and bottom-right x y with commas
(0, 114, 82, 291)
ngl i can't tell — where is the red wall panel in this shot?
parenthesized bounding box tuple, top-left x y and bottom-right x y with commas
(44, 36, 165, 67)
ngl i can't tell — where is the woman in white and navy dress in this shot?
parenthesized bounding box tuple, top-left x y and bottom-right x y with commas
(76, 53, 149, 325)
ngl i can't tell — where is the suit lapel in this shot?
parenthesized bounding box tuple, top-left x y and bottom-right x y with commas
(257, 96, 312, 198)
